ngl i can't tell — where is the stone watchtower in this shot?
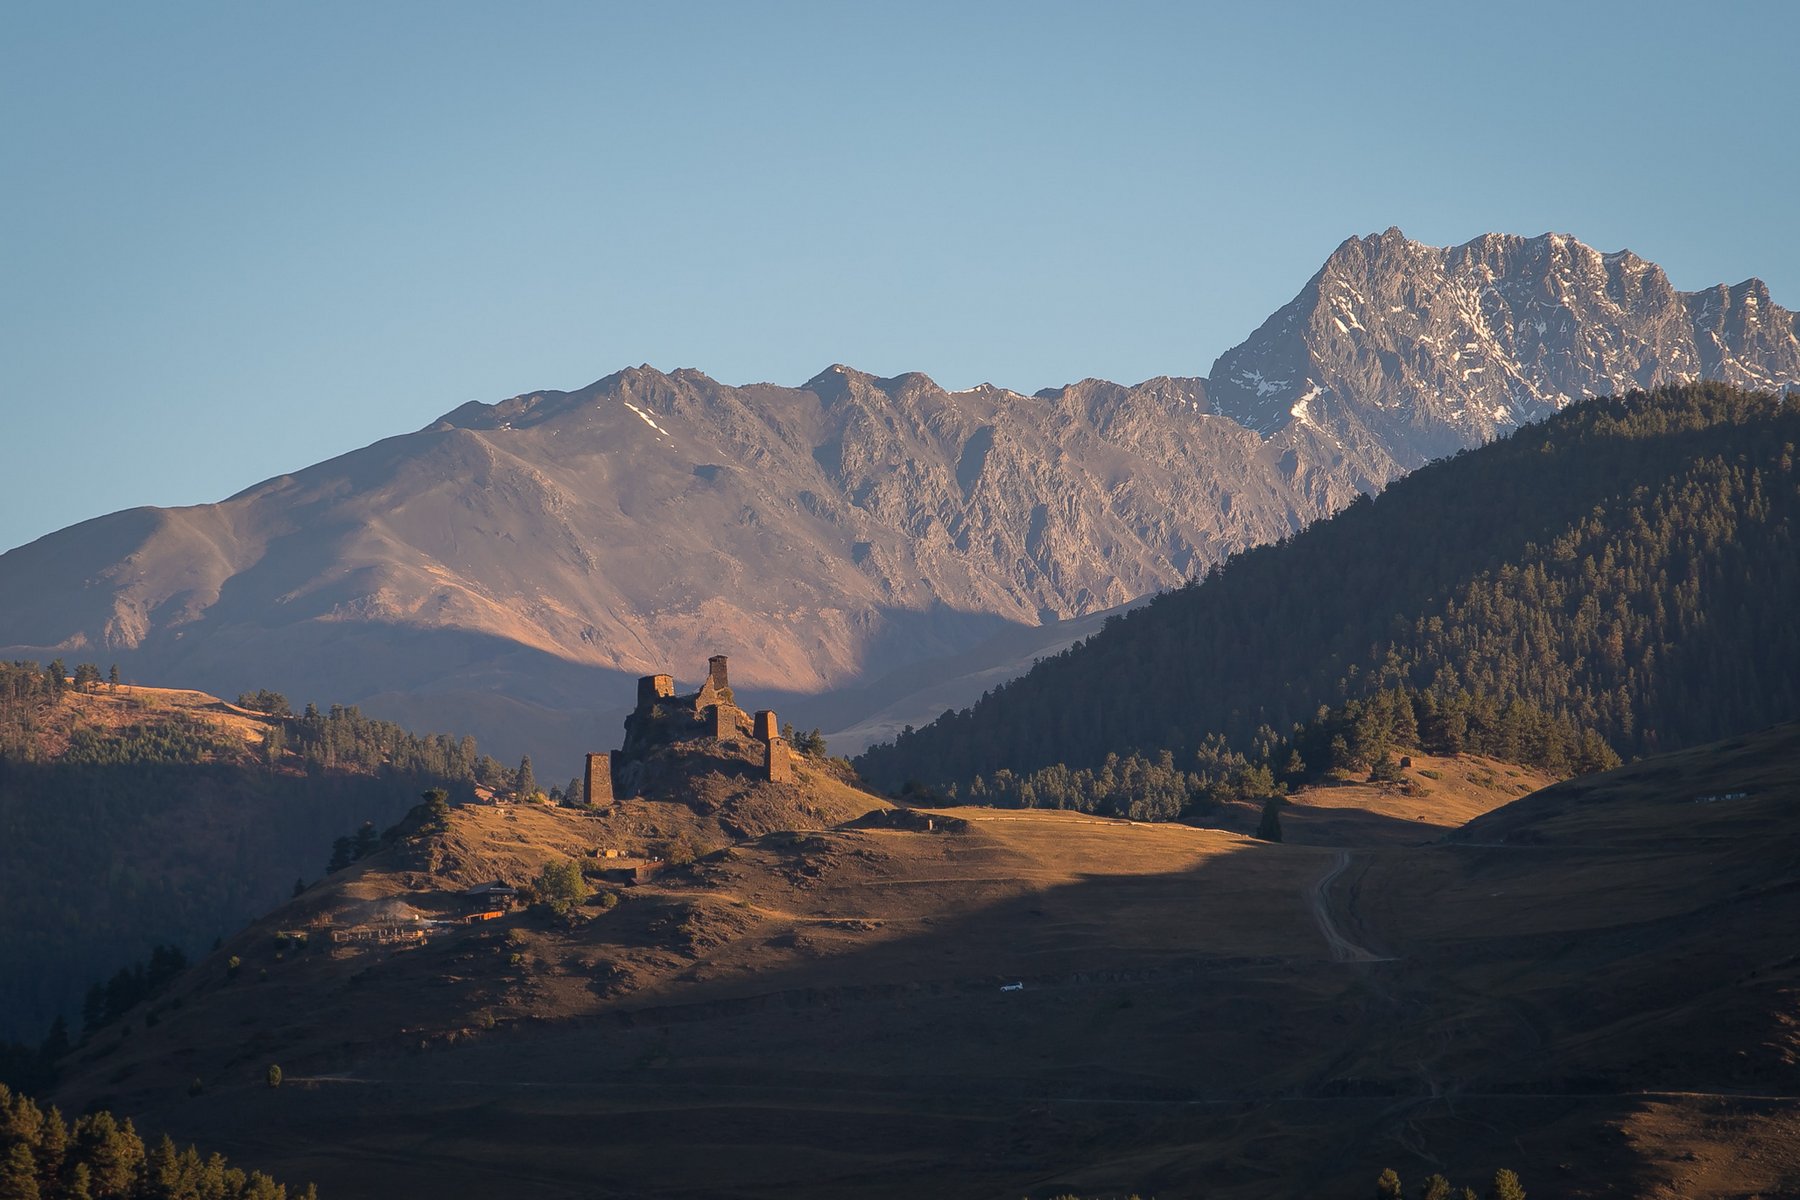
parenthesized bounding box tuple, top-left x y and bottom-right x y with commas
(754, 708, 792, 783)
(584, 751, 616, 805)
(638, 674, 675, 707)
(697, 655, 748, 737)
(694, 655, 732, 713)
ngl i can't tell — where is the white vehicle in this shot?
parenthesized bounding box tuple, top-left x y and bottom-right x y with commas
(1000, 981, 1024, 992)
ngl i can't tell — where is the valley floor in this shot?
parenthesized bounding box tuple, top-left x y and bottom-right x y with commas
(59, 739, 1800, 1200)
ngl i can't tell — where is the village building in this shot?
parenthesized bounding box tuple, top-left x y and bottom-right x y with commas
(461, 881, 519, 908)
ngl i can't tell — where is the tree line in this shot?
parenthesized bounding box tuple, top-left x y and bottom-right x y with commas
(1375, 1165, 1526, 1200)
(0, 1082, 315, 1200)
(909, 684, 1619, 823)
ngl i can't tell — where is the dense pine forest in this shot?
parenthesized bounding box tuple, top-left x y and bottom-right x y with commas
(858, 383, 1800, 801)
(0, 668, 508, 1046)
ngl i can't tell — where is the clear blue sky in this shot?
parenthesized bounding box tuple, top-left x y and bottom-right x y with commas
(4, 1, 1796, 553)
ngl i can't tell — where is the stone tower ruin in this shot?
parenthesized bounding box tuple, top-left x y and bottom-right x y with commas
(753, 708, 792, 783)
(694, 654, 732, 714)
(583, 751, 615, 805)
(638, 674, 675, 707)
(604, 654, 796, 792)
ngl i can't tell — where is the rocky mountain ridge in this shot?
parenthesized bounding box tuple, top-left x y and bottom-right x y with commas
(1209, 228, 1800, 483)
(1, 230, 1795, 770)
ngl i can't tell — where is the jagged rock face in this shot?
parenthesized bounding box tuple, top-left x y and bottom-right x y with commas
(1210, 229, 1800, 485)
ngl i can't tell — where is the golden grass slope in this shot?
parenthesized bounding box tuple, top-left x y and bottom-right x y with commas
(28, 682, 275, 760)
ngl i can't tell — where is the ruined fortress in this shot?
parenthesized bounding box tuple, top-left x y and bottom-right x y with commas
(583, 654, 793, 804)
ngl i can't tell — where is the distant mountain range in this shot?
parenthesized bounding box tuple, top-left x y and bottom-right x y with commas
(2, 231, 1795, 770)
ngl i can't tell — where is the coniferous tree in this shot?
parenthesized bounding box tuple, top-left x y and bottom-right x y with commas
(1487, 1169, 1526, 1200)
(0, 1143, 39, 1200)
(1254, 798, 1283, 843)
(350, 821, 379, 860)
(143, 1135, 183, 1199)
(71, 1110, 141, 1198)
(35, 1105, 66, 1186)
(1391, 688, 1420, 746)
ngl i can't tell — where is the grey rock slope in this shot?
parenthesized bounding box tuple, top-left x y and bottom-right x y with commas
(2, 230, 1794, 769)
(1210, 229, 1800, 486)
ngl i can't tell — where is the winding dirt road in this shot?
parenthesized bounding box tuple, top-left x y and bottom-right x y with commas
(1309, 849, 1390, 962)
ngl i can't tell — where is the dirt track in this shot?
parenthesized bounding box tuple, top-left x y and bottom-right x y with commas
(1308, 849, 1389, 962)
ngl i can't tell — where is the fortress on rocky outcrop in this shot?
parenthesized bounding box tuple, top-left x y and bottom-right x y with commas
(583, 654, 793, 804)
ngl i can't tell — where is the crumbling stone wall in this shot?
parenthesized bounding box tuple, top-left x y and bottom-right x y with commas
(705, 702, 747, 739)
(637, 674, 675, 707)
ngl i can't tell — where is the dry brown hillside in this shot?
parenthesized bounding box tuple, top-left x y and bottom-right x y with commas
(20, 682, 276, 759)
(46, 722, 1800, 1200)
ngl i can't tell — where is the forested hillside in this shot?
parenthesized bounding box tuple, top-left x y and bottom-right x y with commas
(0, 669, 508, 1044)
(858, 383, 1800, 795)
